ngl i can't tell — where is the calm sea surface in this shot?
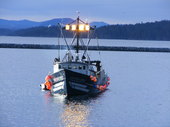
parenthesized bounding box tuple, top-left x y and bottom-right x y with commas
(0, 36, 170, 127)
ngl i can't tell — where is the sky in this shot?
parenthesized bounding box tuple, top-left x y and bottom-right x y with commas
(0, 0, 170, 24)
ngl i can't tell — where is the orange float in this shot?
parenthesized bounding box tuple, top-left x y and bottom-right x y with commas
(45, 75, 53, 81)
(44, 81, 52, 90)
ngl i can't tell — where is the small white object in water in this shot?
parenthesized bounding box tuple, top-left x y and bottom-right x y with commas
(40, 83, 45, 90)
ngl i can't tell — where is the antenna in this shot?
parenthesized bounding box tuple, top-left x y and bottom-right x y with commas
(76, 11, 80, 17)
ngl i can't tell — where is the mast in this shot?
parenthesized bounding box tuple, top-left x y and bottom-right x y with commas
(76, 16, 80, 61)
(64, 16, 91, 61)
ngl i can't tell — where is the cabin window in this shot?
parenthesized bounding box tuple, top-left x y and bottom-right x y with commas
(59, 65, 62, 69)
(83, 66, 86, 70)
(79, 66, 82, 70)
(73, 66, 77, 69)
(68, 65, 72, 69)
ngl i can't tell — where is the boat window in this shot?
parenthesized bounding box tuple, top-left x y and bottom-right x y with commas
(79, 66, 82, 70)
(59, 65, 62, 69)
(73, 66, 77, 69)
(68, 65, 72, 69)
(83, 66, 86, 70)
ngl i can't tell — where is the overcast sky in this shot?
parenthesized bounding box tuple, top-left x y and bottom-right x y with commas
(0, 0, 170, 24)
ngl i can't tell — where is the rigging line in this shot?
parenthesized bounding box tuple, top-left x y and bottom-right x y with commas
(78, 35, 89, 61)
(58, 24, 73, 62)
(80, 31, 92, 62)
(69, 32, 76, 60)
(80, 36, 91, 63)
(57, 22, 62, 60)
(68, 19, 77, 25)
(79, 19, 86, 24)
(58, 24, 73, 61)
(82, 30, 95, 57)
(82, 38, 91, 59)
(94, 28, 101, 61)
(80, 38, 89, 60)
(70, 32, 77, 46)
(86, 29, 97, 61)
(57, 35, 60, 60)
(96, 37, 102, 61)
(80, 38, 86, 49)
(81, 38, 91, 59)
(62, 51, 69, 61)
(58, 23, 71, 52)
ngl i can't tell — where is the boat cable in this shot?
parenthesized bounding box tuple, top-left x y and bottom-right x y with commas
(58, 23, 73, 62)
(70, 32, 77, 46)
(58, 23, 72, 54)
(82, 29, 96, 62)
(81, 38, 91, 62)
(94, 28, 102, 62)
(57, 34, 60, 61)
(96, 37, 102, 62)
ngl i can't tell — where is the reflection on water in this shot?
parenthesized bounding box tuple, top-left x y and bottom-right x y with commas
(62, 101, 90, 127)
(45, 92, 103, 127)
(61, 95, 104, 127)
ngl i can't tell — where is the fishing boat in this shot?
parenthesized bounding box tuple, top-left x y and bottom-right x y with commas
(41, 16, 110, 96)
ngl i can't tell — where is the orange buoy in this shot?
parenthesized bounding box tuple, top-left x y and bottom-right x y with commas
(93, 78, 97, 82)
(45, 75, 53, 81)
(92, 76, 97, 82)
(99, 85, 104, 90)
(45, 81, 52, 90)
(103, 84, 107, 89)
(98, 84, 107, 91)
(90, 75, 93, 79)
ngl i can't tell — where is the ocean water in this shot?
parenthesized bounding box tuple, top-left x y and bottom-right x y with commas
(0, 36, 170, 127)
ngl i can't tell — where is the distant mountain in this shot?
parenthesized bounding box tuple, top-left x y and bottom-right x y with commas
(39, 18, 74, 26)
(0, 19, 40, 29)
(10, 26, 61, 37)
(90, 22, 109, 28)
(0, 18, 108, 30)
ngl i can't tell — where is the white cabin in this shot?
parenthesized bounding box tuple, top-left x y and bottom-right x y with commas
(54, 61, 96, 76)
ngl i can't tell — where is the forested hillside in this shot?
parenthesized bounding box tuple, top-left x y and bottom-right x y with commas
(0, 20, 170, 41)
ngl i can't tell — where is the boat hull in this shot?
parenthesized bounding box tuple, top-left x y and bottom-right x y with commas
(65, 69, 99, 96)
(51, 69, 108, 96)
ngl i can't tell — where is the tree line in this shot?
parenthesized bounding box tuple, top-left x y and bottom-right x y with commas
(0, 20, 170, 41)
